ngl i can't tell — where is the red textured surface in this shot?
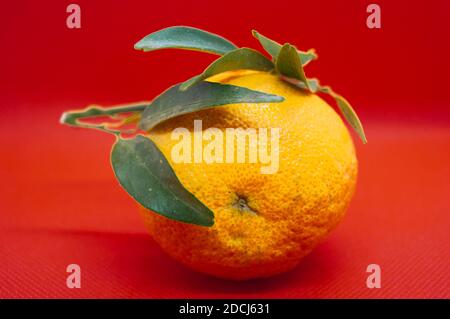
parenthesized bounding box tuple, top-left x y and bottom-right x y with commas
(0, 0, 449, 298)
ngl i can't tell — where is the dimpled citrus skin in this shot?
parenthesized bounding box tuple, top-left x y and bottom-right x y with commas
(140, 70, 358, 280)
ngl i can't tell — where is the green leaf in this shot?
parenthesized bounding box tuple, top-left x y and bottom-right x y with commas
(319, 86, 367, 144)
(332, 93, 367, 144)
(252, 30, 281, 59)
(252, 30, 317, 66)
(179, 48, 274, 91)
(139, 81, 284, 131)
(306, 78, 320, 92)
(134, 26, 238, 55)
(276, 43, 309, 89)
(111, 135, 214, 226)
(60, 103, 148, 134)
(300, 50, 317, 66)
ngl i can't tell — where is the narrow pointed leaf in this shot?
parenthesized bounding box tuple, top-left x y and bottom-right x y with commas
(111, 135, 214, 226)
(252, 30, 281, 59)
(180, 48, 274, 91)
(306, 78, 320, 92)
(301, 49, 318, 66)
(318, 86, 367, 143)
(276, 43, 309, 89)
(140, 81, 284, 131)
(252, 30, 317, 65)
(134, 26, 237, 55)
(332, 93, 367, 144)
(60, 103, 148, 134)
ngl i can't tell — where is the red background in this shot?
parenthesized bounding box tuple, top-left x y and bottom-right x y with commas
(0, 0, 449, 298)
